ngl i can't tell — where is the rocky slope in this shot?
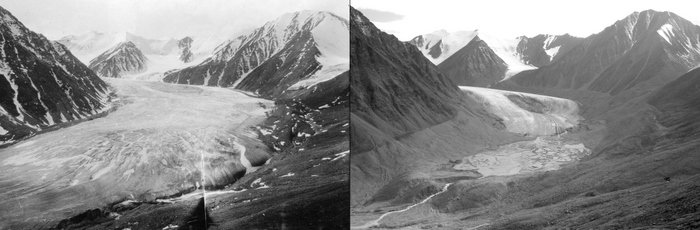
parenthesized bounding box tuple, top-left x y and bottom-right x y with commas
(350, 7, 519, 215)
(178, 36, 194, 63)
(470, 68, 700, 230)
(499, 10, 700, 96)
(438, 36, 508, 87)
(0, 6, 110, 145)
(88, 41, 148, 78)
(515, 34, 583, 67)
(163, 11, 349, 98)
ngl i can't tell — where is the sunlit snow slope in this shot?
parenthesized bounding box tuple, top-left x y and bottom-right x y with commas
(460, 86, 581, 135)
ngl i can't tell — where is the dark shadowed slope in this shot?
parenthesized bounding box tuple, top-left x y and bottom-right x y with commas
(350, 8, 461, 142)
(0, 6, 109, 145)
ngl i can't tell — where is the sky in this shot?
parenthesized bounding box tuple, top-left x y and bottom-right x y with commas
(352, 0, 700, 40)
(0, 0, 348, 40)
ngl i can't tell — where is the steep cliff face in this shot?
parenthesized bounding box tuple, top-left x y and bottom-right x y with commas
(163, 11, 349, 99)
(0, 6, 110, 144)
(438, 36, 508, 87)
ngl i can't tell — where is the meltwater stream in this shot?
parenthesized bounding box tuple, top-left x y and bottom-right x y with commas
(352, 183, 453, 229)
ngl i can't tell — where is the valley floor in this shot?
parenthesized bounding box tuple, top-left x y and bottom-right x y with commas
(0, 78, 272, 229)
(350, 134, 592, 229)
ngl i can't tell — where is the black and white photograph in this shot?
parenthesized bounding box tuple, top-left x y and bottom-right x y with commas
(350, 0, 700, 229)
(3, 0, 700, 229)
(0, 0, 348, 229)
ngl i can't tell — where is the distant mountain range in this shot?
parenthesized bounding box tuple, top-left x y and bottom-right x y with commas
(409, 30, 583, 86)
(57, 31, 221, 80)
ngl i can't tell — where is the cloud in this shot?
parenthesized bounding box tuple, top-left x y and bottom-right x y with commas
(357, 8, 404, 22)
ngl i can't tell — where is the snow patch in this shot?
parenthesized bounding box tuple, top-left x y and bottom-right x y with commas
(545, 46, 561, 61)
(657, 23, 675, 44)
(280, 172, 295, 177)
(331, 150, 349, 161)
(288, 63, 348, 90)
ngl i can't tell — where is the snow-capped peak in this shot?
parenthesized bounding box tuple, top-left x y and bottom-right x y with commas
(657, 23, 675, 44)
(409, 29, 478, 64)
(211, 10, 348, 63)
(409, 29, 536, 78)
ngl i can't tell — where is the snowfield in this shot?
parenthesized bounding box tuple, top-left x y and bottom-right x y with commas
(460, 86, 582, 136)
(0, 78, 272, 226)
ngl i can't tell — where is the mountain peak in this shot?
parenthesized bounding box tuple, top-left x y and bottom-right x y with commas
(119, 40, 137, 47)
(613, 9, 696, 36)
(89, 41, 148, 78)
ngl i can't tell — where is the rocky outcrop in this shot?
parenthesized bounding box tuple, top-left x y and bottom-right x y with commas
(178, 36, 194, 63)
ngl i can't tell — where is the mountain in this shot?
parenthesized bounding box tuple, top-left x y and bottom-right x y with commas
(351, 7, 461, 142)
(409, 30, 575, 83)
(88, 41, 148, 78)
(408, 30, 478, 64)
(58, 32, 175, 62)
(437, 36, 508, 87)
(162, 11, 349, 98)
(58, 32, 214, 80)
(499, 10, 700, 96)
(350, 7, 521, 212)
(515, 34, 583, 67)
(178, 36, 194, 63)
(481, 66, 700, 230)
(350, 5, 459, 208)
(0, 6, 110, 144)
